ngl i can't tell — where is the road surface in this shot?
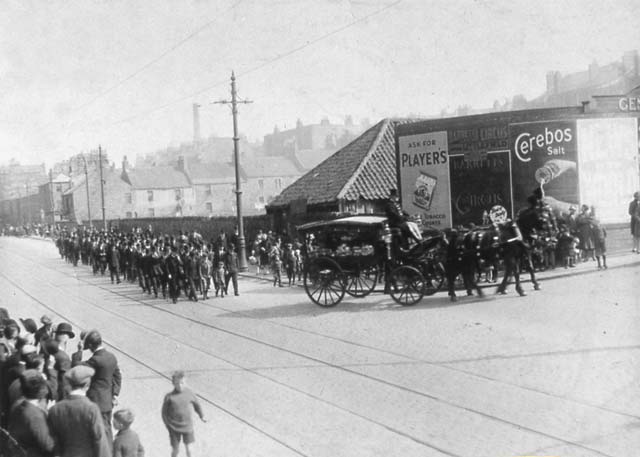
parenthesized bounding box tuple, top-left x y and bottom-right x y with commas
(1, 236, 638, 457)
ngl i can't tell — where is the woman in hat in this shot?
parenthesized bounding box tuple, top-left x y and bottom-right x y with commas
(20, 318, 38, 346)
(630, 191, 640, 253)
(54, 323, 75, 354)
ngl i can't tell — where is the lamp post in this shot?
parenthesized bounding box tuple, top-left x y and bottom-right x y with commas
(213, 71, 252, 272)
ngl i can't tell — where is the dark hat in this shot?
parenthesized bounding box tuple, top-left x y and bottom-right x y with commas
(83, 329, 102, 350)
(20, 318, 38, 333)
(42, 338, 59, 356)
(65, 365, 95, 388)
(55, 322, 75, 338)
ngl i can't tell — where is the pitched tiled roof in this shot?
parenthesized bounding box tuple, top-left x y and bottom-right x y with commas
(187, 162, 236, 184)
(241, 157, 301, 178)
(126, 167, 190, 189)
(268, 118, 419, 208)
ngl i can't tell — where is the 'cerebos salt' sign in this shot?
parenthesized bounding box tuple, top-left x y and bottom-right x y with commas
(510, 120, 579, 212)
(397, 131, 451, 228)
(513, 125, 574, 162)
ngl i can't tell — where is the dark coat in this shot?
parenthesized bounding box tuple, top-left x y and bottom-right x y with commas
(630, 199, 640, 236)
(109, 248, 121, 270)
(224, 251, 239, 273)
(84, 348, 122, 413)
(48, 394, 111, 457)
(52, 349, 72, 400)
(8, 400, 55, 457)
(113, 427, 145, 457)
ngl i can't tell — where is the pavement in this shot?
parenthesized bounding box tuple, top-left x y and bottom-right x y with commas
(240, 248, 640, 291)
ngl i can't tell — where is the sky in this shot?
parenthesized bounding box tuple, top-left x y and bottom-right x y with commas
(0, 0, 638, 169)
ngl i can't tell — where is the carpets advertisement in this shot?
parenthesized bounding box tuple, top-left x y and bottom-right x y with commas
(449, 151, 512, 227)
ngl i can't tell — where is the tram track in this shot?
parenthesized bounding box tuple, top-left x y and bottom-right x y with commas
(1, 239, 633, 457)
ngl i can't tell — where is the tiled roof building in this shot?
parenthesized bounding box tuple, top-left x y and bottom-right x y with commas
(267, 118, 419, 220)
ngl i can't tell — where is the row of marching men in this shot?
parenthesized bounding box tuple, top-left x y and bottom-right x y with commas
(57, 227, 241, 302)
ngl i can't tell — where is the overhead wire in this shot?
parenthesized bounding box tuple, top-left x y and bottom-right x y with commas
(70, 0, 246, 114)
(101, 0, 404, 127)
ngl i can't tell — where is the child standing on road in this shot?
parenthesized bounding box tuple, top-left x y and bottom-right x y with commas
(270, 243, 284, 287)
(213, 260, 226, 297)
(113, 408, 145, 457)
(161, 371, 207, 457)
(591, 206, 607, 269)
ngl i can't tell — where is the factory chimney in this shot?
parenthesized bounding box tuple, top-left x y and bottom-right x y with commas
(193, 103, 201, 143)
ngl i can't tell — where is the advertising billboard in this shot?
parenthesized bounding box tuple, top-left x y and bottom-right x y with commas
(577, 117, 639, 224)
(396, 131, 451, 228)
(449, 151, 512, 227)
(510, 120, 579, 214)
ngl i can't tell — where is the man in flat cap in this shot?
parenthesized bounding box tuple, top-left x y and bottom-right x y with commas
(8, 370, 55, 457)
(78, 329, 122, 443)
(48, 365, 111, 457)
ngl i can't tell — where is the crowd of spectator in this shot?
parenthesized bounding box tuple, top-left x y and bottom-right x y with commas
(0, 311, 206, 457)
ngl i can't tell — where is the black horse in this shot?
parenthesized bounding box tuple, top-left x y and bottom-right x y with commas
(495, 201, 556, 295)
(442, 228, 484, 302)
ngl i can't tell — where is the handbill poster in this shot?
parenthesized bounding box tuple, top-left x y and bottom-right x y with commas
(577, 117, 639, 223)
(396, 131, 451, 228)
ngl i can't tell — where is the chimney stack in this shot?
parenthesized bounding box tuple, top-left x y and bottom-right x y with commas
(193, 103, 201, 143)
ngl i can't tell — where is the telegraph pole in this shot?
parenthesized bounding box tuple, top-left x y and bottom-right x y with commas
(48, 169, 54, 224)
(98, 146, 106, 230)
(213, 71, 252, 272)
(81, 154, 92, 227)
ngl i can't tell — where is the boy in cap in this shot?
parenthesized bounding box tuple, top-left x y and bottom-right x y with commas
(113, 408, 145, 457)
(48, 365, 112, 457)
(161, 371, 206, 457)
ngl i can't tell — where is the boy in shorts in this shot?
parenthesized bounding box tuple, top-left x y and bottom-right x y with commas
(161, 371, 207, 457)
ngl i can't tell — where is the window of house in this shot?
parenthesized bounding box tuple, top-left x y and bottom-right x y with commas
(147, 190, 154, 202)
(275, 178, 283, 189)
(205, 185, 212, 196)
(125, 211, 132, 218)
(175, 188, 182, 199)
(125, 193, 132, 204)
(258, 179, 264, 191)
(258, 196, 265, 204)
(206, 202, 213, 212)
(148, 208, 155, 217)
(55, 185, 62, 192)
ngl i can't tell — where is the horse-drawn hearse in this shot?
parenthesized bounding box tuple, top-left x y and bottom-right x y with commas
(297, 215, 446, 307)
(298, 201, 552, 306)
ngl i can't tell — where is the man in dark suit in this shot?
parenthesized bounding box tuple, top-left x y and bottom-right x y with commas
(80, 329, 122, 443)
(8, 370, 55, 457)
(48, 365, 111, 457)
